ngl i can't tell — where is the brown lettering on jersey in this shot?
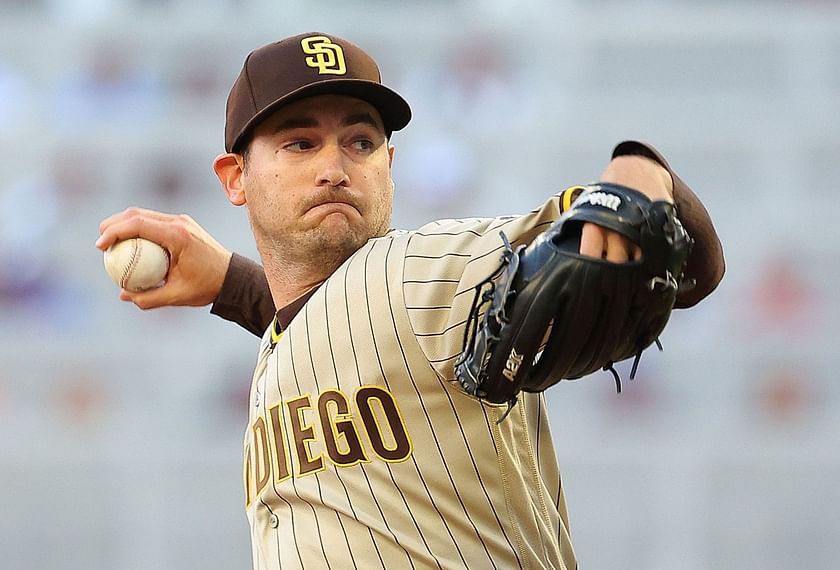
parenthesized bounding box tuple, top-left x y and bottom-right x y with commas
(356, 386, 412, 462)
(245, 387, 414, 498)
(243, 444, 253, 508)
(318, 389, 369, 467)
(252, 416, 271, 496)
(268, 404, 292, 483)
(286, 395, 325, 476)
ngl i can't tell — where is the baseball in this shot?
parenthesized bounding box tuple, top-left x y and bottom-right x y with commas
(103, 238, 170, 292)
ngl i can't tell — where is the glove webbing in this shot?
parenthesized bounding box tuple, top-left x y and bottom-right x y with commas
(456, 232, 522, 421)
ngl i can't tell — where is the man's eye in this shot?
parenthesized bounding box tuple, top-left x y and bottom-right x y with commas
(285, 141, 313, 151)
(351, 139, 374, 151)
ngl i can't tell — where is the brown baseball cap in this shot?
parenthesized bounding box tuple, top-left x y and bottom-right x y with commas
(224, 32, 412, 153)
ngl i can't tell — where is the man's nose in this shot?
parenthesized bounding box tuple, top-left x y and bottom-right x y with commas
(316, 144, 350, 188)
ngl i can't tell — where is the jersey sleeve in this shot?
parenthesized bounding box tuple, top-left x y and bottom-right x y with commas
(210, 253, 275, 337)
(612, 140, 725, 308)
(403, 189, 580, 382)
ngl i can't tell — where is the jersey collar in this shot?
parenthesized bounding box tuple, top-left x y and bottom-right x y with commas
(269, 285, 321, 349)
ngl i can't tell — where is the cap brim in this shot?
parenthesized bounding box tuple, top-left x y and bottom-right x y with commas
(229, 79, 411, 152)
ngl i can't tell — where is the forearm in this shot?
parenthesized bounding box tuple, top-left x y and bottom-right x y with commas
(210, 253, 276, 336)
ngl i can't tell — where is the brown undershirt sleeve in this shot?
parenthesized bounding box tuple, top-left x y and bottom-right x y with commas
(210, 253, 275, 337)
(612, 140, 726, 309)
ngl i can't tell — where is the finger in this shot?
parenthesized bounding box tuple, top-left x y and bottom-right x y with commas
(98, 207, 175, 235)
(97, 217, 150, 250)
(633, 244, 642, 262)
(96, 215, 182, 251)
(121, 283, 181, 310)
(97, 208, 181, 250)
(605, 231, 631, 263)
(579, 223, 605, 259)
(98, 209, 138, 235)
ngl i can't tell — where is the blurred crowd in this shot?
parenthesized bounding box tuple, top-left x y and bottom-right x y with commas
(1, 1, 840, 568)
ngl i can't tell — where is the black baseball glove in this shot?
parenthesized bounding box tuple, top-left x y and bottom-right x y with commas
(455, 182, 693, 413)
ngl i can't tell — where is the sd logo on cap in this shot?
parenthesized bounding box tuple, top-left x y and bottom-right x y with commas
(301, 36, 347, 75)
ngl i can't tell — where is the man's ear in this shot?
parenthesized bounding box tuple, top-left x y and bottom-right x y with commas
(388, 144, 395, 167)
(213, 153, 246, 206)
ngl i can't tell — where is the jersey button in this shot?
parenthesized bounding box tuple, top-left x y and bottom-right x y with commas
(269, 514, 279, 528)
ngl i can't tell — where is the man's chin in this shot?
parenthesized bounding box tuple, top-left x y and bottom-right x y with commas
(313, 213, 362, 240)
(305, 223, 369, 261)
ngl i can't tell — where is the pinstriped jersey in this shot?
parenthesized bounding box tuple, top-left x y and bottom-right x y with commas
(243, 190, 579, 570)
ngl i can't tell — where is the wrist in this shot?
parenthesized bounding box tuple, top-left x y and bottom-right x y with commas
(599, 155, 673, 203)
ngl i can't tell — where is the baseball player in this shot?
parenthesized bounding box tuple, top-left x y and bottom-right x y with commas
(97, 33, 724, 569)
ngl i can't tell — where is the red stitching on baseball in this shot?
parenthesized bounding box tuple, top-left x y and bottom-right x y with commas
(120, 239, 142, 288)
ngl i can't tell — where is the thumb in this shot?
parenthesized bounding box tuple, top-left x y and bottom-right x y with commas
(121, 283, 183, 310)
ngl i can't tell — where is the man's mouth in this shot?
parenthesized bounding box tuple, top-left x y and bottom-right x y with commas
(306, 200, 359, 216)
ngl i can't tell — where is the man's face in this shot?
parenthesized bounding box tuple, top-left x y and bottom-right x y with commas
(237, 94, 395, 269)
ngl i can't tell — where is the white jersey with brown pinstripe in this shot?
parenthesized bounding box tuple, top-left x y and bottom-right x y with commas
(242, 188, 582, 570)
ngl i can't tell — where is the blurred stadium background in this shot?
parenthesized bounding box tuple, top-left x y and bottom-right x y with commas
(2, 1, 839, 568)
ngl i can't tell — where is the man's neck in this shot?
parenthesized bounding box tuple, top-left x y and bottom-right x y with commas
(254, 232, 366, 309)
(264, 261, 330, 310)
